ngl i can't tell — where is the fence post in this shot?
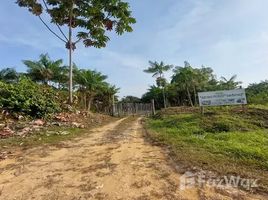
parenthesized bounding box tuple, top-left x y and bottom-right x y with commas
(201, 106, 204, 115)
(112, 95, 115, 116)
(151, 99, 156, 115)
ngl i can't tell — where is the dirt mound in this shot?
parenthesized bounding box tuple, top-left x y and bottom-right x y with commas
(0, 111, 113, 139)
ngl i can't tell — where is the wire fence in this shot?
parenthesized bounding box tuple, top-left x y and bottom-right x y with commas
(111, 103, 153, 117)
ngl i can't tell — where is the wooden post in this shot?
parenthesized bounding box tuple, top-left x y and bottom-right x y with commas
(201, 106, 204, 115)
(242, 103, 246, 112)
(239, 86, 246, 113)
(117, 104, 120, 117)
(151, 99, 156, 115)
(112, 95, 116, 116)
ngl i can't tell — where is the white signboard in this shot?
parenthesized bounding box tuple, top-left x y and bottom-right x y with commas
(198, 89, 247, 107)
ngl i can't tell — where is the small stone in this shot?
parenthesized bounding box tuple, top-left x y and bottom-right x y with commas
(32, 119, 45, 126)
(51, 122, 61, 126)
(59, 131, 70, 135)
(46, 131, 57, 135)
(71, 122, 81, 128)
(80, 125, 85, 129)
(0, 127, 14, 137)
(17, 127, 31, 136)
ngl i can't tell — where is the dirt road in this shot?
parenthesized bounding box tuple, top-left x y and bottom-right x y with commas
(0, 117, 266, 200)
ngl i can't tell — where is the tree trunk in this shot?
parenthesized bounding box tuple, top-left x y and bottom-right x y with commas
(112, 95, 115, 116)
(68, 2, 74, 105)
(162, 87, 166, 109)
(84, 93, 87, 110)
(193, 86, 198, 106)
(87, 97, 92, 111)
(186, 87, 194, 107)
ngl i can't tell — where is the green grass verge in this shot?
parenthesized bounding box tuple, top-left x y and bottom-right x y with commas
(145, 106, 268, 193)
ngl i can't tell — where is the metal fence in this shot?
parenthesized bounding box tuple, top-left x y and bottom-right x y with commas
(112, 103, 153, 117)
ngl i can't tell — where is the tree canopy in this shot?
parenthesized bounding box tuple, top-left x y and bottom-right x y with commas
(142, 61, 244, 108)
(16, 0, 136, 49)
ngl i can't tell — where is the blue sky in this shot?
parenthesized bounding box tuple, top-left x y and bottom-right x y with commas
(1, 0, 268, 98)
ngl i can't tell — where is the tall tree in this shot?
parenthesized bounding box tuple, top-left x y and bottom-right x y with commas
(23, 54, 63, 85)
(219, 75, 242, 90)
(171, 62, 216, 106)
(143, 61, 173, 108)
(172, 63, 195, 107)
(74, 69, 107, 111)
(16, 0, 136, 104)
(92, 83, 119, 113)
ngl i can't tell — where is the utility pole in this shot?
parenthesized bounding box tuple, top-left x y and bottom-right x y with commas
(68, 2, 74, 104)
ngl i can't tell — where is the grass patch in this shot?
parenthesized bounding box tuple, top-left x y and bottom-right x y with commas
(145, 106, 268, 193)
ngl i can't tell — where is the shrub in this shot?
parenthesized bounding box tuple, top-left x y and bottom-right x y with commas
(0, 78, 61, 118)
(246, 80, 268, 105)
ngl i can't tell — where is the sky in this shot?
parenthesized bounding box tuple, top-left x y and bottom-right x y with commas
(1, 0, 268, 98)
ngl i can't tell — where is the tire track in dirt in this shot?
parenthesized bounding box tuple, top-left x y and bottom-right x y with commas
(0, 117, 267, 200)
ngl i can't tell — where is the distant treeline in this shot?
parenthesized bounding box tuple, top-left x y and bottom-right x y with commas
(121, 61, 268, 109)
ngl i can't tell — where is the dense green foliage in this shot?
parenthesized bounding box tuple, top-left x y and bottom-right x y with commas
(0, 68, 19, 83)
(23, 54, 67, 87)
(120, 96, 141, 103)
(0, 54, 118, 117)
(246, 80, 268, 105)
(142, 61, 254, 108)
(16, 0, 136, 49)
(16, 0, 135, 104)
(0, 78, 61, 118)
(74, 68, 118, 111)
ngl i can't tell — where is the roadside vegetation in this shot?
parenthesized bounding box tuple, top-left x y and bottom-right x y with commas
(1, 0, 136, 153)
(0, 54, 119, 118)
(141, 60, 268, 193)
(16, 0, 136, 104)
(0, 54, 119, 150)
(145, 106, 268, 192)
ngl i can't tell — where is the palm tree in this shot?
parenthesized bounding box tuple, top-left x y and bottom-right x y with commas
(220, 75, 242, 90)
(23, 54, 63, 85)
(74, 69, 107, 111)
(0, 68, 19, 83)
(143, 61, 173, 108)
(52, 65, 69, 89)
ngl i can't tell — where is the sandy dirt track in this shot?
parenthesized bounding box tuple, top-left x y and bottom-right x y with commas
(0, 117, 267, 200)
